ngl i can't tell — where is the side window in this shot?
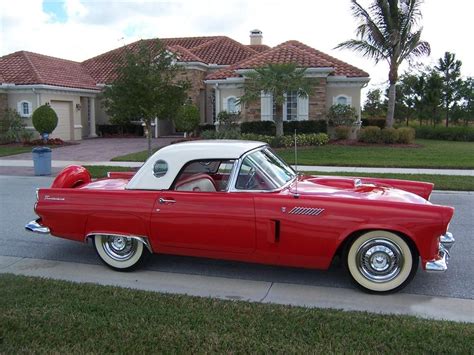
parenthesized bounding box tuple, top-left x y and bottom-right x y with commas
(174, 160, 235, 192)
(235, 156, 272, 191)
(17, 101, 32, 117)
(153, 160, 168, 178)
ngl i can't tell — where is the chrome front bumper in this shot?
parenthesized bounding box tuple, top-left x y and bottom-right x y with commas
(425, 232, 455, 272)
(25, 219, 50, 234)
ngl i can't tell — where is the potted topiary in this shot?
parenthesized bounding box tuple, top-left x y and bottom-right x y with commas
(31, 104, 58, 176)
(32, 104, 58, 143)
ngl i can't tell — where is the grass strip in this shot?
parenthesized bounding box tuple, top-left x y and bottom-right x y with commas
(303, 171, 474, 191)
(0, 146, 34, 157)
(84, 165, 137, 178)
(0, 274, 472, 353)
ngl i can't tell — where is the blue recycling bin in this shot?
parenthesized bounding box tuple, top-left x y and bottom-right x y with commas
(32, 147, 52, 176)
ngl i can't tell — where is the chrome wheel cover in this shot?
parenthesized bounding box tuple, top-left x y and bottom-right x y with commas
(101, 235, 138, 261)
(356, 238, 404, 283)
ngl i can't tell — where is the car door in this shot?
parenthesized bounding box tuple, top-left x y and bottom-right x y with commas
(150, 191, 256, 253)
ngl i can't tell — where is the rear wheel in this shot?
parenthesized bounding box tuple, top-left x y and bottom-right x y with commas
(345, 230, 418, 294)
(93, 234, 148, 271)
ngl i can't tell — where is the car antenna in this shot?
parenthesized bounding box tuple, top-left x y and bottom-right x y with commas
(294, 129, 300, 199)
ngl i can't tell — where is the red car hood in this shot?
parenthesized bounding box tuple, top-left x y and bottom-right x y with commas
(289, 176, 430, 204)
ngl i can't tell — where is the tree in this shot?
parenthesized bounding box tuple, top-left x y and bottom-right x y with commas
(336, 0, 430, 128)
(174, 102, 200, 137)
(435, 52, 463, 127)
(102, 40, 189, 157)
(363, 88, 386, 118)
(238, 63, 312, 137)
(421, 69, 443, 126)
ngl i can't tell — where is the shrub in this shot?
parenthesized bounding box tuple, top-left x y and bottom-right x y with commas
(380, 128, 400, 144)
(361, 118, 386, 129)
(327, 104, 357, 126)
(358, 126, 381, 143)
(415, 126, 474, 142)
(284, 120, 327, 134)
(32, 104, 58, 135)
(174, 103, 200, 134)
(201, 128, 241, 140)
(397, 127, 416, 144)
(217, 111, 240, 131)
(197, 124, 215, 134)
(97, 124, 144, 137)
(240, 121, 276, 135)
(241, 132, 329, 148)
(334, 126, 351, 140)
(0, 109, 30, 143)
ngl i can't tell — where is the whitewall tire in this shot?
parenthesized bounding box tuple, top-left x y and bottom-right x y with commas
(346, 230, 418, 294)
(93, 234, 148, 271)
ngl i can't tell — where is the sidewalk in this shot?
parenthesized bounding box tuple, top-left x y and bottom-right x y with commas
(1, 158, 473, 176)
(1, 255, 472, 323)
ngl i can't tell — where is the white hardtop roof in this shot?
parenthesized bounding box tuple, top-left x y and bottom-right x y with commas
(126, 140, 267, 190)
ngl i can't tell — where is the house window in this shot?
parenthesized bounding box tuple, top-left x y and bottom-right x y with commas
(225, 96, 239, 113)
(271, 91, 299, 121)
(333, 95, 352, 106)
(286, 91, 298, 121)
(17, 101, 32, 117)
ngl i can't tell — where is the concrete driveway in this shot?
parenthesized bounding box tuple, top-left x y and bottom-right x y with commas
(0, 137, 177, 162)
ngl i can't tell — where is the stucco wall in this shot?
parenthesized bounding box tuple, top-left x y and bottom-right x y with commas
(326, 85, 363, 118)
(6, 90, 92, 141)
(0, 93, 9, 131)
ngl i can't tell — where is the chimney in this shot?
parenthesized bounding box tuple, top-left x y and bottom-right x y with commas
(249, 29, 263, 45)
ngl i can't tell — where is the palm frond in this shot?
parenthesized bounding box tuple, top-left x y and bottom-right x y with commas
(336, 40, 385, 62)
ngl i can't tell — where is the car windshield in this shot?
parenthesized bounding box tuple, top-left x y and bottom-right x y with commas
(236, 148, 296, 190)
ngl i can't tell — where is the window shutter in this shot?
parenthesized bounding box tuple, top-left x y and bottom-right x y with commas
(260, 92, 273, 121)
(297, 95, 309, 121)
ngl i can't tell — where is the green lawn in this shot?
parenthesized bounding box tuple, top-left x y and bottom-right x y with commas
(278, 139, 474, 168)
(0, 145, 33, 157)
(0, 274, 472, 353)
(111, 139, 474, 169)
(84, 165, 137, 178)
(303, 171, 474, 191)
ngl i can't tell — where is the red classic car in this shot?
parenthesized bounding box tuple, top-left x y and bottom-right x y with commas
(26, 140, 455, 293)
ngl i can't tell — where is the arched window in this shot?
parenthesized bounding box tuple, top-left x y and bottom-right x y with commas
(333, 95, 352, 106)
(225, 96, 240, 113)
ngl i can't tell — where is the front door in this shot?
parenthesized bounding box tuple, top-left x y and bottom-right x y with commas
(150, 191, 256, 253)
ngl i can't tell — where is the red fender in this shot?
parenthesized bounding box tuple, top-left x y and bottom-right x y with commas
(51, 165, 91, 188)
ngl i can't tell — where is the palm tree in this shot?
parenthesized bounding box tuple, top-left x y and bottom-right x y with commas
(239, 63, 312, 137)
(336, 0, 430, 128)
(435, 52, 462, 127)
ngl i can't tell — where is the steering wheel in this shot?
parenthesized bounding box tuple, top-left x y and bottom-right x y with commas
(245, 168, 257, 189)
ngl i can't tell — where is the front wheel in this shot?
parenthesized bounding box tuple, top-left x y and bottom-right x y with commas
(93, 234, 148, 271)
(345, 231, 418, 294)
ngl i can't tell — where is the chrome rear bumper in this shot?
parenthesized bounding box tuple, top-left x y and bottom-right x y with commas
(425, 232, 455, 272)
(25, 219, 50, 234)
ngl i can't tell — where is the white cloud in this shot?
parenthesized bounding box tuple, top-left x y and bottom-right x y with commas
(1, 0, 473, 103)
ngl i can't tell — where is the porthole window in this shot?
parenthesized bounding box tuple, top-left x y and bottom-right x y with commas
(153, 160, 168, 178)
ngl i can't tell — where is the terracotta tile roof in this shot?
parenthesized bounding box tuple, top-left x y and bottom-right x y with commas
(188, 37, 258, 65)
(82, 36, 254, 83)
(280, 40, 369, 77)
(0, 51, 99, 90)
(206, 40, 369, 80)
(247, 44, 271, 53)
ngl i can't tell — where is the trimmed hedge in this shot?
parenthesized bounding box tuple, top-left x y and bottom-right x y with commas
(334, 126, 351, 140)
(358, 126, 415, 144)
(415, 126, 474, 142)
(240, 120, 327, 136)
(361, 118, 386, 129)
(97, 124, 144, 137)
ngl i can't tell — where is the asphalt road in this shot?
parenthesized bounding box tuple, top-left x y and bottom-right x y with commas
(1, 175, 473, 300)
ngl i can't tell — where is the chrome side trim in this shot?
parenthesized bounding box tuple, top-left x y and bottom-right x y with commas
(86, 232, 153, 253)
(440, 232, 455, 251)
(25, 219, 50, 234)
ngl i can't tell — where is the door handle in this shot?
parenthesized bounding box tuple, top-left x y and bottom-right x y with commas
(159, 198, 176, 204)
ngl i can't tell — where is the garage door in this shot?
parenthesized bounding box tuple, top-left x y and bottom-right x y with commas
(50, 101, 73, 141)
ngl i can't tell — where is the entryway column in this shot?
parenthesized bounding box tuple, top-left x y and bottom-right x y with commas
(89, 97, 97, 137)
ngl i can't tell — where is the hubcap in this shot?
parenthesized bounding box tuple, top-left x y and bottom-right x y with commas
(101, 235, 137, 261)
(356, 238, 404, 283)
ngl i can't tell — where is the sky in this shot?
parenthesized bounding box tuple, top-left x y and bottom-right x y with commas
(1, 0, 473, 100)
